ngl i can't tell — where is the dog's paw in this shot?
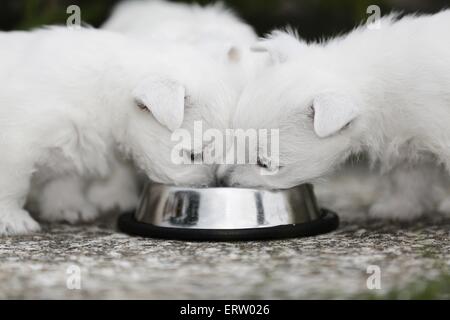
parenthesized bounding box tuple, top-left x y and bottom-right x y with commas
(0, 209, 41, 236)
(38, 177, 101, 224)
(87, 183, 139, 213)
(39, 193, 99, 224)
(437, 198, 450, 217)
(368, 198, 425, 221)
(39, 198, 99, 224)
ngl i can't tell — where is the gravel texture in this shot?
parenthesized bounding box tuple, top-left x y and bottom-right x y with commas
(0, 169, 449, 299)
(0, 212, 449, 299)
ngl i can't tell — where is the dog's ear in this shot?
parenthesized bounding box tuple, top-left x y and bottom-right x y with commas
(251, 30, 304, 64)
(197, 42, 242, 64)
(227, 46, 242, 63)
(132, 76, 185, 131)
(312, 92, 359, 138)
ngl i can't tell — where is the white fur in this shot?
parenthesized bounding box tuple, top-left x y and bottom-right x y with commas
(223, 11, 450, 220)
(37, 174, 98, 224)
(69, 0, 261, 222)
(103, 0, 266, 81)
(102, 0, 256, 59)
(59, 0, 263, 222)
(86, 156, 140, 213)
(35, 1, 261, 229)
(0, 27, 240, 235)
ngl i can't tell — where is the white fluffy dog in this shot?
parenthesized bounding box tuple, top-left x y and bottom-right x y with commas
(31, 1, 262, 232)
(103, 0, 257, 61)
(220, 11, 450, 220)
(0, 27, 240, 235)
(103, 0, 266, 81)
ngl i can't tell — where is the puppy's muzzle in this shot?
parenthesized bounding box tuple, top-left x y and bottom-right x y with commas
(215, 165, 234, 187)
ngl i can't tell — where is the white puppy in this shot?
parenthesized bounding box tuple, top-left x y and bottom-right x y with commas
(220, 11, 450, 220)
(34, 1, 261, 228)
(45, 0, 264, 222)
(103, 0, 267, 82)
(32, 1, 262, 231)
(103, 0, 257, 60)
(0, 27, 239, 235)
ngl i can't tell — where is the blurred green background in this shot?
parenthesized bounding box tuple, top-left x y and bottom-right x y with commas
(0, 0, 449, 40)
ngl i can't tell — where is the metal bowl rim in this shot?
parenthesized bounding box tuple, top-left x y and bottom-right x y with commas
(146, 182, 307, 193)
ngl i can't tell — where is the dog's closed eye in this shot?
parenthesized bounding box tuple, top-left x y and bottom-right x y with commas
(136, 100, 150, 112)
(257, 157, 269, 169)
(184, 95, 194, 108)
(308, 104, 315, 120)
(183, 149, 203, 163)
(257, 156, 283, 172)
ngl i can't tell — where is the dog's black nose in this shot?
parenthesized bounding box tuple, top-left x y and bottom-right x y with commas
(216, 175, 230, 187)
(215, 165, 234, 187)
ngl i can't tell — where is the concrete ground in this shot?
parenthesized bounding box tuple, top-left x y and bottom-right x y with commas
(0, 169, 449, 299)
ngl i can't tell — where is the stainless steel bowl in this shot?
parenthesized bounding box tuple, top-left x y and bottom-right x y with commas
(119, 183, 339, 241)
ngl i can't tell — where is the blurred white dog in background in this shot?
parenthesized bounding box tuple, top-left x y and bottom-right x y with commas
(219, 11, 450, 220)
(0, 27, 242, 235)
(103, 0, 266, 82)
(103, 0, 255, 59)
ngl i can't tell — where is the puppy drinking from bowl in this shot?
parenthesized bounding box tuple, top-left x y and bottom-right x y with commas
(218, 11, 450, 220)
(0, 27, 240, 235)
(34, 0, 265, 227)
